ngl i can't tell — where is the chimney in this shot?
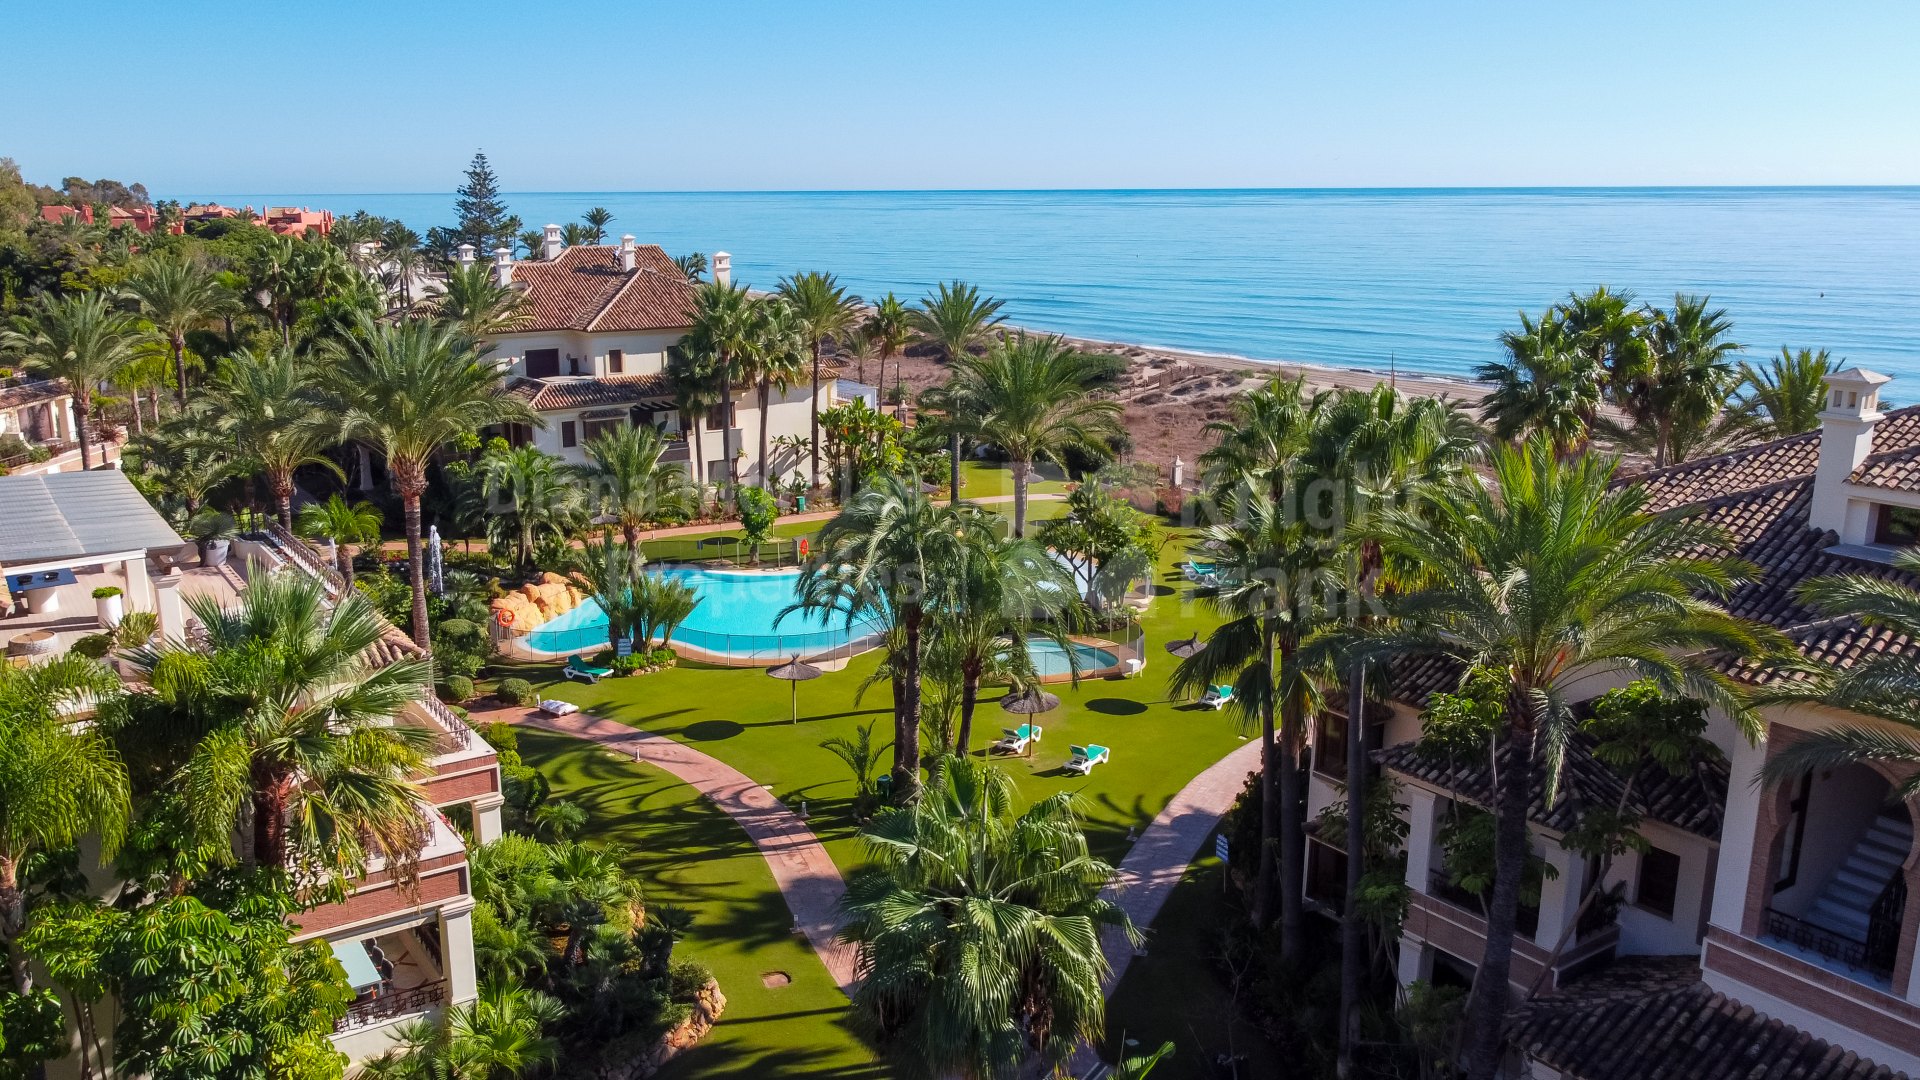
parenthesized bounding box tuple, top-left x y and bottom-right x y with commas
(619, 234, 636, 273)
(1811, 366, 1893, 540)
(542, 223, 563, 261)
(493, 247, 514, 287)
(456, 243, 476, 269)
(712, 251, 732, 287)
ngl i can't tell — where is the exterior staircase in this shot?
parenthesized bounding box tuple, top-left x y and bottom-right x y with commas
(1806, 810, 1912, 947)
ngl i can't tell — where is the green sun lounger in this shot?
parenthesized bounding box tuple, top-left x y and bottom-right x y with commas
(992, 724, 1042, 753)
(1065, 744, 1110, 775)
(563, 654, 613, 683)
(1200, 684, 1235, 709)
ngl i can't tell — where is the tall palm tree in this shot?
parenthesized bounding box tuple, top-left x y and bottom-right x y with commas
(840, 756, 1136, 1079)
(1368, 436, 1773, 1080)
(297, 493, 384, 584)
(122, 573, 439, 881)
(1557, 285, 1646, 387)
(866, 292, 914, 421)
(945, 333, 1123, 537)
(205, 346, 342, 529)
(2, 291, 144, 469)
(912, 282, 1007, 504)
(385, 236, 427, 308)
(424, 262, 533, 344)
(667, 341, 724, 498)
(1718, 346, 1834, 444)
(578, 424, 696, 545)
(686, 281, 759, 492)
(581, 207, 614, 244)
(120, 252, 235, 407)
(566, 533, 648, 653)
(0, 655, 128, 993)
(1474, 310, 1601, 454)
(745, 298, 809, 490)
(1612, 294, 1742, 467)
(326, 315, 536, 647)
(481, 444, 587, 573)
(840, 324, 878, 388)
(787, 475, 964, 802)
(779, 272, 864, 489)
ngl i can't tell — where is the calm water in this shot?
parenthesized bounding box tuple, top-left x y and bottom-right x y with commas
(196, 188, 1920, 382)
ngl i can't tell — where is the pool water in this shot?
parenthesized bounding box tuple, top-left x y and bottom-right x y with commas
(524, 566, 879, 659)
(1027, 639, 1120, 677)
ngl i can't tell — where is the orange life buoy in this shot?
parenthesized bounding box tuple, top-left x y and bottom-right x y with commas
(495, 608, 515, 628)
(799, 538, 809, 558)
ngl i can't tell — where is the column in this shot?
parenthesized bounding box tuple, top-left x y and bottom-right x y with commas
(1533, 842, 1589, 951)
(122, 556, 152, 614)
(472, 794, 505, 845)
(1713, 731, 1771, 936)
(1403, 785, 1442, 891)
(440, 902, 478, 1005)
(152, 569, 186, 641)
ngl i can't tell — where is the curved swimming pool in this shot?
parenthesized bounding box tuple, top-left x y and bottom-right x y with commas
(521, 566, 882, 660)
(1027, 639, 1121, 678)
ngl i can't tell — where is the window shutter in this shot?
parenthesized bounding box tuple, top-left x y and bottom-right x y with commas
(609, 349, 624, 373)
(561, 421, 577, 448)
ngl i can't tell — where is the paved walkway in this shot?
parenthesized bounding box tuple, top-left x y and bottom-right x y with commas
(485, 705, 862, 996)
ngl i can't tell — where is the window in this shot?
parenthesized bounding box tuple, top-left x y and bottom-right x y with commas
(525, 348, 559, 378)
(567, 355, 582, 376)
(1315, 712, 1350, 781)
(705, 403, 735, 430)
(1772, 771, 1812, 891)
(561, 421, 577, 448)
(1305, 839, 1348, 911)
(583, 417, 625, 443)
(1874, 505, 1920, 546)
(1637, 846, 1681, 918)
(608, 349, 624, 374)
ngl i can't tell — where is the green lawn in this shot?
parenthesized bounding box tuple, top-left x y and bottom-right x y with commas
(516, 730, 889, 1080)
(956, 459, 1075, 500)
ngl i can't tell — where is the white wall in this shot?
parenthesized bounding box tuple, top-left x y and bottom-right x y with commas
(1604, 821, 1718, 955)
(487, 328, 686, 379)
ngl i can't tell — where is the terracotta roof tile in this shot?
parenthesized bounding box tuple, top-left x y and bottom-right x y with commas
(508, 245, 695, 333)
(0, 378, 67, 410)
(507, 374, 676, 413)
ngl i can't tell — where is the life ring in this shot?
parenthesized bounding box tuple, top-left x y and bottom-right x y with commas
(495, 608, 515, 628)
(799, 538, 809, 558)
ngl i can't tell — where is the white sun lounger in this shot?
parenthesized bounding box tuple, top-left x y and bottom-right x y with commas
(539, 699, 579, 717)
(992, 724, 1042, 754)
(1064, 744, 1110, 775)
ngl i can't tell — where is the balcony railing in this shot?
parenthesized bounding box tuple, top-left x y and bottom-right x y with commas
(1763, 908, 1896, 981)
(334, 979, 449, 1032)
(1427, 870, 1540, 938)
(417, 693, 477, 753)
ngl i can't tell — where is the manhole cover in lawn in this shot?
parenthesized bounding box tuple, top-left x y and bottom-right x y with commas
(760, 971, 792, 988)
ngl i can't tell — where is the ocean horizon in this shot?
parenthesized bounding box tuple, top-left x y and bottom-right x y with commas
(192, 187, 1920, 386)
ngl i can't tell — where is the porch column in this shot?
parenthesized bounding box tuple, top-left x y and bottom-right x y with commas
(1715, 727, 1773, 937)
(122, 555, 152, 616)
(472, 793, 505, 845)
(1534, 842, 1588, 950)
(440, 901, 478, 1005)
(1402, 785, 1442, 890)
(152, 568, 186, 641)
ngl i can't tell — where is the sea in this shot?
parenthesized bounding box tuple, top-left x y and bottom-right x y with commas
(191, 188, 1920, 385)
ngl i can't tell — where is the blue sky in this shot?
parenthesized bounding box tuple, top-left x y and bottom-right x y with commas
(4, 0, 1916, 193)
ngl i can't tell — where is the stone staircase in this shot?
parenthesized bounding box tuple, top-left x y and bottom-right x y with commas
(1806, 810, 1912, 945)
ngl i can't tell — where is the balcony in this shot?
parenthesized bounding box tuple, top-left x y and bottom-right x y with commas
(1429, 869, 1540, 938)
(335, 979, 449, 1033)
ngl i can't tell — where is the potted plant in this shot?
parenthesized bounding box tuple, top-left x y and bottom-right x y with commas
(186, 509, 238, 568)
(92, 585, 124, 627)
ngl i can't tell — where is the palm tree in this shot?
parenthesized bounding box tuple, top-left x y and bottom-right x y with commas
(1718, 346, 1834, 444)
(912, 282, 1007, 503)
(578, 424, 696, 545)
(1612, 294, 1742, 467)
(820, 721, 892, 818)
(1557, 285, 1647, 387)
(1474, 310, 1601, 454)
(385, 238, 427, 308)
(667, 341, 724, 499)
(481, 444, 586, 573)
(424, 262, 533, 343)
(1, 291, 143, 468)
(632, 572, 701, 651)
(297, 493, 384, 584)
(121, 252, 235, 407)
(945, 333, 1123, 537)
(567, 533, 648, 653)
(686, 281, 759, 492)
(745, 298, 809, 490)
(866, 292, 914, 421)
(326, 315, 536, 647)
(205, 346, 342, 529)
(1368, 436, 1774, 1080)
(581, 207, 613, 244)
(122, 573, 439, 880)
(840, 324, 878, 387)
(840, 756, 1136, 1079)
(0, 656, 129, 993)
(779, 272, 863, 489)
(787, 475, 964, 802)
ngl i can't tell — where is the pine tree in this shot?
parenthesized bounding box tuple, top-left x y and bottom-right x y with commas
(435, 151, 522, 257)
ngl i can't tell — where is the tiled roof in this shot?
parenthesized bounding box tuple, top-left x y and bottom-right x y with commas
(1377, 731, 1729, 839)
(1850, 442, 1920, 493)
(1632, 405, 1920, 513)
(1509, 957, 1907, 1080)
(507, 374, 676, 413)
(507, 245, 695, 334)
(0, 378, 68, 410)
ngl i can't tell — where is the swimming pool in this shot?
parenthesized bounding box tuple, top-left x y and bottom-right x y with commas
(1027, 639, 1122, 679)
(521, 566, 883, 661)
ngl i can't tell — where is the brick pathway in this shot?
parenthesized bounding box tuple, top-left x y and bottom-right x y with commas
(481, 705, 862, 996)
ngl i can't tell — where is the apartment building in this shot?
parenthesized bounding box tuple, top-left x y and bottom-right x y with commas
(1304, 368, 1920, 1077)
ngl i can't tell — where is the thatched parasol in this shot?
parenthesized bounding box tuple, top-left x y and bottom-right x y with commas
(766, 655, 824, 723)
(1000, 686, 1061, 715)
(1164, 633, 1206, 660)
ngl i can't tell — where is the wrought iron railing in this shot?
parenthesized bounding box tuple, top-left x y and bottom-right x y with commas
(1764, 907, 1895, 980)
(417, 693, 477, 752)
(1868, 874, 1906, 977)
(334, 979, 448, 1032)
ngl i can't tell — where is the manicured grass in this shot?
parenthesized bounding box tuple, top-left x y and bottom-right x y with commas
(956, 459, 1074, 500)
(515, 729, 889, 1080)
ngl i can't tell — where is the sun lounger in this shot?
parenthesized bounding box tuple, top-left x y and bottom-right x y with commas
(1064, 744, 1110, 775)
(1183, 560, 1217, 581)
(539, 699, 579, 717)
(1199, 684, 1235, 709)
(563, 654, 613, 683)
(991, 724, 1043, 754)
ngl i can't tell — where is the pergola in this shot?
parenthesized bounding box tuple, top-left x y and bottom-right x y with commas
(0, 471, 189, 647)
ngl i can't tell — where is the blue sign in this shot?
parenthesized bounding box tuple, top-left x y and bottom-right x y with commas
(615, 636, 634, 659)
(1213, 834, 1230, 863)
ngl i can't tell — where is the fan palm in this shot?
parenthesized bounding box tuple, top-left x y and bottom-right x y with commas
(578, 424, 696, 545)
(205, 346, 342, 529)
(840, 323, 878, 387)
(481, 444, 587, 573)
(424, 262, 533, 343)
(786, 474, 965, 802)
(566, 533, 648, 653)
(840, 755, 1136, 1079)
(325, 314, 536, 646)
(1611, 294, 1742, 467)
(1717, 346, 1835, 444)
(1, 291, 143, 468)
(1556, 285, 1647, 387)
(745, 297, 809, 489)
(120, 252, 236, 407)
(1474, 310, 1601, 454)
(297, 493, 384, 584)
(946, 333, 1123, 536)
(121, 573, 439, 883)
(912, 282, 1008, 503)
(779, 271, 864, 489)
(0, 656, 128, 992)
(686, 281, 759, 491)
(667, 341, 724, 498)
(386, 238, 426, 308)
(1366, 436, 1775, 1080)
(866, 292, 914, 420)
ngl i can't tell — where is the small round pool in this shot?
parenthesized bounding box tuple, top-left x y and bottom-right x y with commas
(521, 565, 882, 661)
(1027, 639, 1121, 678)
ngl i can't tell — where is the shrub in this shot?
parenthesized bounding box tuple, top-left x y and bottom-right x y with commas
(90, 585, 123, 599)
(70, 633, 114, 659)
(496, 677, 537, 706)
(432, 617, 492, 679)
(480, 721, 519, 755)
(668, 959, 715, 1001)
(439, 674, 475, 703)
